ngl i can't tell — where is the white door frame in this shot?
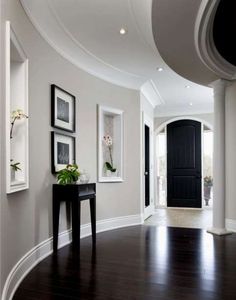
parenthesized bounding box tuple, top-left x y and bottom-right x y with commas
(154, 116, 213, 209)
(142, 113, 154, 219)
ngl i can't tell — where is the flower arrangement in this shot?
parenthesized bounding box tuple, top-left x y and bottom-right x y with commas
(10, 159, 21, 172)
(57, 164, 80, 185)
(103, 135, 116, 173)
(10, 109, 28, 139)
(204, 176, 213, 186)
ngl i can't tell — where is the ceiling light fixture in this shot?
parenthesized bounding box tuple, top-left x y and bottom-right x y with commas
(157, 67, 163, 72)
(189, 102, 193, 106)
(185, 85, 191, 89)
(119, 28, 127, 35)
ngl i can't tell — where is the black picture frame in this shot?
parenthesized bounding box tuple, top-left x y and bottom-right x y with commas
(51, 84, 76, 132)
(51, 132, 76, 174)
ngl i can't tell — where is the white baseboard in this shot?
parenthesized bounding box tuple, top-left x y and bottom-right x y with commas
(2, 214, 143, 300)
(226, 218, 236, 232)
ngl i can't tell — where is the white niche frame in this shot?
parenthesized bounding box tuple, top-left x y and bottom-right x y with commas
(98, 105, 124, 182)
(5, 21, 29, 193)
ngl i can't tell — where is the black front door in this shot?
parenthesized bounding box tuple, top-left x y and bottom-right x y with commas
(145, 124, 150, 207)
(167, 120, 202, 208)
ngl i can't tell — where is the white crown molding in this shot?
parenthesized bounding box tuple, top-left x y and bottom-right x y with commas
(2, 214, 143, 300)
(195, 0, 236, 80)
(141, 80, 164, 108)
(20, 0, 146, 90)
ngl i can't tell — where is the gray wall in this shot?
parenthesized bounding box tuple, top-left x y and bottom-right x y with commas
(0, 0, 3, 293)
(0, 0, 141, 294)
(225, 82, 236, 221)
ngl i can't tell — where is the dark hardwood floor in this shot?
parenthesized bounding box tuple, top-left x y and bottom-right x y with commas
(13, 226, 236, 300)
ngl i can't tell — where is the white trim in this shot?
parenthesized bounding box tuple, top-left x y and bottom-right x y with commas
(207, 227, 232, 236)
(98, 105, 124, 183)
(2, 214, 143, 300)
(140, 80, 164, 108)
(143, 113, 154, 219)
(195, 0, 236, 79)
(5, 21, 29, 194)
(155, 116, 213, 134)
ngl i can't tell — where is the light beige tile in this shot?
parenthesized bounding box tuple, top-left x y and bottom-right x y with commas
(145, 208, 212, 229)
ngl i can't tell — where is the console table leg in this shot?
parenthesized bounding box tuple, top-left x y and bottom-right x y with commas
(90, 197, 96, 246)
(53, 196, 60, 252)
(72, 200, 81, 249)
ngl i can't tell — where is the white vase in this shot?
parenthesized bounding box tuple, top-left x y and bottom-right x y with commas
(79, 170, 90, 183)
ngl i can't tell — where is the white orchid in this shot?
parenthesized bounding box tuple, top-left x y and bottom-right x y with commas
(11, 109, 28, 121)
(103, 135, 113, 146)
(103, 134, 116, 173)
(10, 109, 28, 139)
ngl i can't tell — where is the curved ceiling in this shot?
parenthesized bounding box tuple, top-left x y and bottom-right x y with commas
(152, 0, 219, 86)
(213, 0, 236, 66)
(20, 0, 213, 116)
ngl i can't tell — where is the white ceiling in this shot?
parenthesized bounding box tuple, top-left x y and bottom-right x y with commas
(20, 0, 213, 117)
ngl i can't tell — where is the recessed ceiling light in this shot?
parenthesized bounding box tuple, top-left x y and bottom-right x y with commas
(119, 28, 127, 35)
(157, 67, 163, 72)
(185, 85, 191, 89)
(189, 102, 193, 106)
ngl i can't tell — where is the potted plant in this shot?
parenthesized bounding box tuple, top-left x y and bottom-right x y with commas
(57, 164, 80, 185)
(103, 135, 116, 176)
(10, 159, 21, 182)
(204, 176, 213, 206)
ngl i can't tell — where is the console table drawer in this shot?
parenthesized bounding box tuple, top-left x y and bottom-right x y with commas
(78, 184, 96, 197)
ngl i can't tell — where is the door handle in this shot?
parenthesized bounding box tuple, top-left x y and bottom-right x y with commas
(144, 172, 148, 175)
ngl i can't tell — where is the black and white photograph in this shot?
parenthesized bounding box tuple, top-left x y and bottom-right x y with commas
(51, 132, 75, 173)
(57, 142, 69, 164)
(57, 97, 69, 123)
(51, 84, 76, 132)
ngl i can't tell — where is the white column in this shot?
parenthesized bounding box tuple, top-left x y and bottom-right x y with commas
(208, 79, 231, 235)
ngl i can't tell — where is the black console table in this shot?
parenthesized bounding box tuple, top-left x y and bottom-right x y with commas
(52, 183, 96, 252)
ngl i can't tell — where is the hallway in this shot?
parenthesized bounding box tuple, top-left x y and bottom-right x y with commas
(145, 208, 212, 229)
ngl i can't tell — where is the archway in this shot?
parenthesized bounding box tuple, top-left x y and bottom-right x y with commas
(148, 116, 213, 229)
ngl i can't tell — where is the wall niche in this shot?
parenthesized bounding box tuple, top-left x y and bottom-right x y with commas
(5, 21, 29, 193)
(98, 105, 124, 182)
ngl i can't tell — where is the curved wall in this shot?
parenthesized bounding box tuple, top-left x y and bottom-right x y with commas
(0, 0, 142, 296)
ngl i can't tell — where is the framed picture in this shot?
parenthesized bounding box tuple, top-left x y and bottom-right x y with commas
(51, 84, 76, 132)
(51, 132, 75, 173)
(98, 105, 124, 182)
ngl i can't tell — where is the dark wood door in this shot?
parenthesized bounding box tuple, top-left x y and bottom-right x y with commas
(167, 120, 202, 208)
(145, 124, 150, 207)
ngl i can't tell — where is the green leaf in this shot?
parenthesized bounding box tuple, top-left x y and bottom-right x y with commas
(105, 162, 113, 170)
(57, 164, 80, 185)
(104, 162, 116, 172)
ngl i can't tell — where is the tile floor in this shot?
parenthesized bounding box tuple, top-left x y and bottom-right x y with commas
(145, 207, 212, 229)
